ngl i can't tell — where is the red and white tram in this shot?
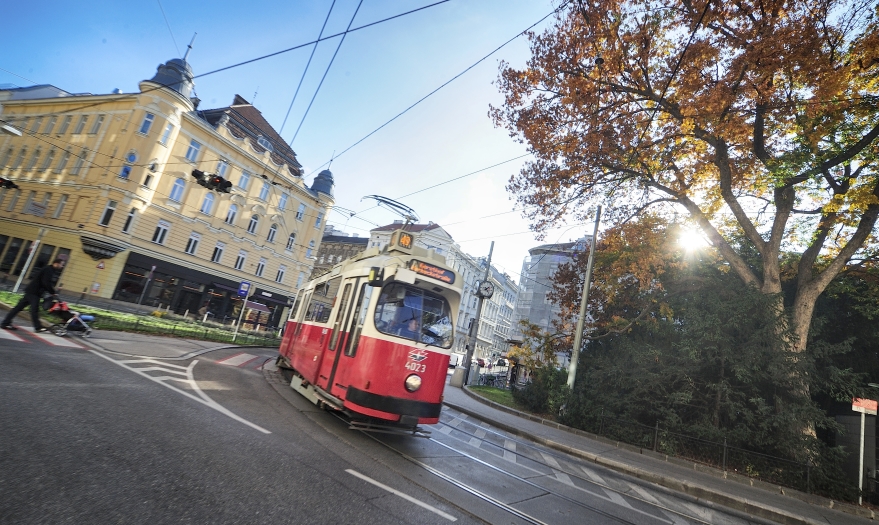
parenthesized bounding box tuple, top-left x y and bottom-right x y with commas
(277, 229, 461, 431)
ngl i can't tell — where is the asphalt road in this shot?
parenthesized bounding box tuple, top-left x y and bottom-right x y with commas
(0, 330, 766, 524)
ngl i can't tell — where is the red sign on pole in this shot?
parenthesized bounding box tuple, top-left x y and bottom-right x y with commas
(852, 398, 877, 415)
(96, 261, 105, 270)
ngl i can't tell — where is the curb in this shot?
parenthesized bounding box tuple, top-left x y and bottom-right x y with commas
(444, 386, 874, 525)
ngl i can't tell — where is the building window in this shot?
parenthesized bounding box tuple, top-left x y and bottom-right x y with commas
(159, 123, 173, 145)
(152, 220, 170, 244)
(119, 166, 132, 179)
(238, 171, 250, 190)
(278, 193, 288, 210)
(11, 147, 26, 170)
(39, 149, 55, 172)
(58, 115, 72, 134)
(275, 265, 286, 283)
(225, 204, 238, 224)
(200, 193, 214, 214)
(6, 189, 20, 211)
(30, 117, 43, 133)
(257, 135, 274, 152)
(73, 115, 88, 134)
(296, 203, 305, 220)
(314, 212, 323, 229)
(43, 116, 57, 134)
(296, 272, 306, 288)
(185, 233, 200, 255)
(89, 114, 105, 134)
(234, 250, 247, 270)
(54, 149, 70, 173)
(259, 182, 270, 200)
(122, 207, 136, 233)
(247, 214, 260, 234)
(69, 148, 87, 175)
(216, 160, 229, 177)
(0, 147, 12, 168)
(286, 233, 296, 251)
(306, 240, 315, 258)
(25, 148, 41, 172)
(211, 242, 225, 263)
(139, 113, 154, 135)
(169, 178, 185, 202)
(99, 200, 117, 226)
(267, 224, 277, 243)
(255, 258, 266, 277)
(185, 139, 201, 162)
(52, 195, 68, 219)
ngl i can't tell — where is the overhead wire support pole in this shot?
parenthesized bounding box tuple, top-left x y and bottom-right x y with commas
(567, 206, 601, 389)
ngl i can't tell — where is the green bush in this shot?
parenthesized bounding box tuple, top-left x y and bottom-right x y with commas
(511, 367, 568, 416)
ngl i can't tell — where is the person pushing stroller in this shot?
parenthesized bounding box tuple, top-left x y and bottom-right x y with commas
(1, 258, 65, 332)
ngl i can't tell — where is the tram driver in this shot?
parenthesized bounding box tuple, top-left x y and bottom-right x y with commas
(397, 316, 420, 339)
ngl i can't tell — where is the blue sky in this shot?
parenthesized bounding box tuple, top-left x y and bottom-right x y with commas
(1, 0, 594, 279)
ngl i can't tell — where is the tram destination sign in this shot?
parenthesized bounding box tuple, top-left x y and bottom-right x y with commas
(408, 260, 455, 284)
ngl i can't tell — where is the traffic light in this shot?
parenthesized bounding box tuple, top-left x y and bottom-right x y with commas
(191, 169, 208, 187)
(0, 178, 18, 189)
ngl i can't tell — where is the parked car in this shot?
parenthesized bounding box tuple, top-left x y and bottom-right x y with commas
(495, 358, 506, 367)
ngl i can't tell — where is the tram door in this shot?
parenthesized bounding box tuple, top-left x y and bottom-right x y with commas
(316, 280, 354, 392)
(323, 279, 367, 398)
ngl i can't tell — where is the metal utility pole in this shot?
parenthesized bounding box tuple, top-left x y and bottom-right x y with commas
(462, 241, 494, 385)
(13, 228, 46, 293)
(567, 206, 601, 389)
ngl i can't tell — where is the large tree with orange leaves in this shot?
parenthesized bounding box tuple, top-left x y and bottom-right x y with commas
(493, 0, 879, 360)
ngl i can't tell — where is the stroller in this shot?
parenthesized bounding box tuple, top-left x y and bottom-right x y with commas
(44, 296, 94, 337)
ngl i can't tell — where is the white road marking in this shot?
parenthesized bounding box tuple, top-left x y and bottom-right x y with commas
(628, 484, 692, 525)
(217, 352, 260, 367)
(438, 425, 453, 434)
(579, 466, 634, 509)
(540, 452, 574, 485)
(346, 469, 457, 522)
(503, 439, 517, 462)
(89, 350, 271, 434)
(0, 329, 27, 342)
(20, 327, 84, 348)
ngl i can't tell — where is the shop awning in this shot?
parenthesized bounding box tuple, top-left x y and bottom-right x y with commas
(211, 282, 240, 293)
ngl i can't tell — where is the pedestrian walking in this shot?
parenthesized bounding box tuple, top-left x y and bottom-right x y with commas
(1, 258, 66, 332)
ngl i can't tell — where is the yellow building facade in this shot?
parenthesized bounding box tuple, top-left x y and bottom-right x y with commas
(0, 57, 334, 327)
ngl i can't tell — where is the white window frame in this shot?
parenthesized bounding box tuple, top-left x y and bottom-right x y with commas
(247, 214, 259, 234)
(225, 204, 238, 224)
(238, 171, 251, 190)
(314, 212, 323, 229)
(216, 160, 229, 177)
(122, 207, 136, 233)
(286, 233, 296, 251)
(267, 224, 277, 243)
(139, 113, 155, 135)
(278, 193, 288, 210)
(185, 232, 201, 255)
(58, 116, 72, 134)
(234, 250, 247, 270)
(255, 257, 266, 277)
(99, 200, 117, 226)
(152, 220, 170, 245)
(211, 242, 225, 263)
(200, 193, 215, 214)
(169, 178, 185, 202)
(54, 149, 70, 173)
(259, 182, 270, 200)
(89, 114, 105, 135)
(73, 115, 88, 134)
(159, 123, 173, 145)
(43, 116, 57, 134)
(275, 265, 286, 284)
(52, 194, 68, 219)
(296, 203, 305, 220)
(185, 139, 201, 162)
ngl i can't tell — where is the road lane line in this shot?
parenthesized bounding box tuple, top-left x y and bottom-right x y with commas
(89, 350, 271, 434)
(19, 327, 84, 348)
(345, 469, 457, 522)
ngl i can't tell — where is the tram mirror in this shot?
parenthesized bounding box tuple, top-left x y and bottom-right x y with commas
(368, 267, 383, 286)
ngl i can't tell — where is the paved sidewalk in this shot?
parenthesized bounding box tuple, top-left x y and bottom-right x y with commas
(442, 381, 874, 525)
(5, 298, 871, 525)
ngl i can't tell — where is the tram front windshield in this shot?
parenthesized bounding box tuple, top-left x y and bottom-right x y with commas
(374, 283, 453, 348)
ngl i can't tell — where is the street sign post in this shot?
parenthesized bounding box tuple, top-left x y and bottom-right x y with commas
(852, 398, 877, 504)
(232, 281, 252, 342)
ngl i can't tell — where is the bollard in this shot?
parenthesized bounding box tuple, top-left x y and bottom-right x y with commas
(722, 437, 728, 472)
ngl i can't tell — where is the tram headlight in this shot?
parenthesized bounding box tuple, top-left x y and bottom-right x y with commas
(404, 374, 422, 392)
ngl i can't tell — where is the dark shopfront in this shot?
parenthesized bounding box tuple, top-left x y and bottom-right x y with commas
(112, 252, 289, 327)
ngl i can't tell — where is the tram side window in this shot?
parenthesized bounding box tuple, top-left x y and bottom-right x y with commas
(373, 283, 454, 349)
(329, 283, 352, 350)
(304, 277, 341, 324)
(345, 283, 373, 357)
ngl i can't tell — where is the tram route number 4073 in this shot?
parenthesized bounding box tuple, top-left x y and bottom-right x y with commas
(405, 361, 426, 373)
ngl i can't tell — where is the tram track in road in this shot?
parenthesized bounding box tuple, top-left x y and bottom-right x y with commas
(331, 406, 765, 525)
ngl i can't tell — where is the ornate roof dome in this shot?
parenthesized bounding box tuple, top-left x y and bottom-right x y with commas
(311, 169, 335, 197)
(148, 58, 194, 98)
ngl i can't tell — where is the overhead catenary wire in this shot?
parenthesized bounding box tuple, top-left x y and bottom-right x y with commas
(278, 0, 337, 136)
(289, 0, 363, 146)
